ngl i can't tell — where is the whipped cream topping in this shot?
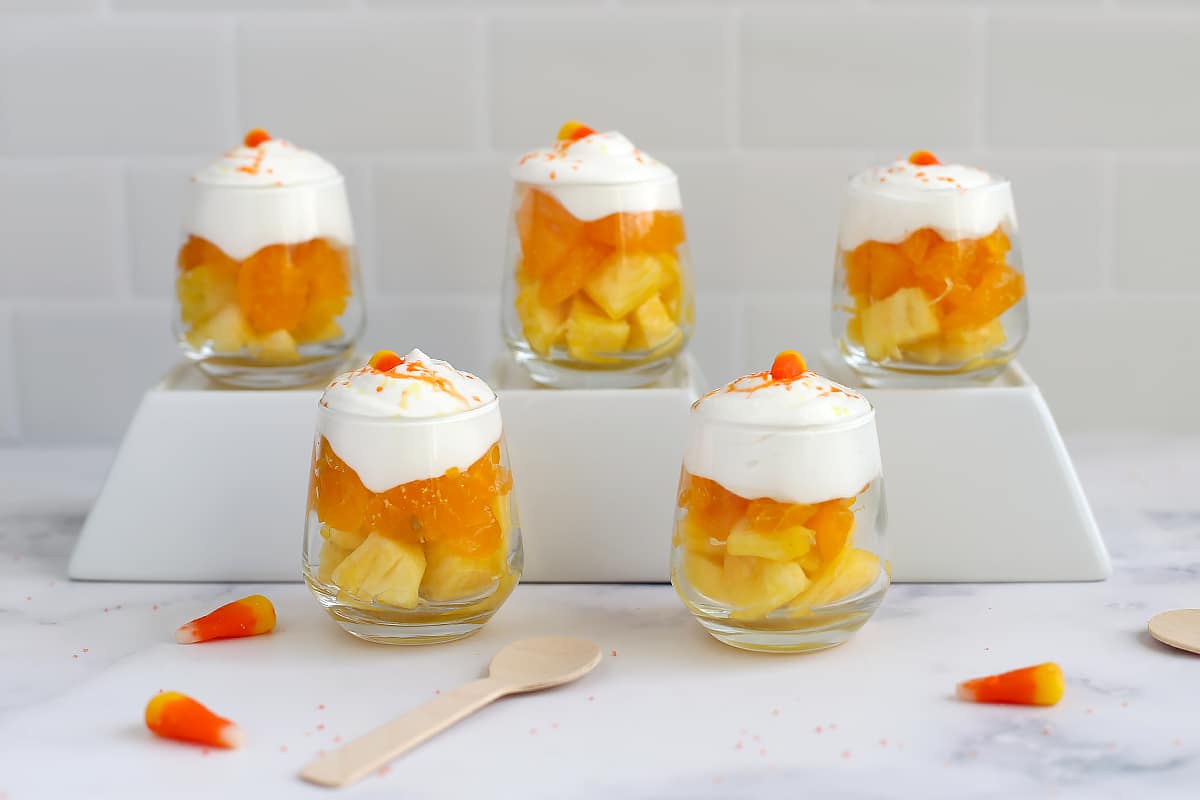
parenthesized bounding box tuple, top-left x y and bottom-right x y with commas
(684, 369, 881, 505)
(318, 349, 502, 493)
(185, 135, 355, 261)
(838, 158, 1016, 251)
(511, 131, 681, 221)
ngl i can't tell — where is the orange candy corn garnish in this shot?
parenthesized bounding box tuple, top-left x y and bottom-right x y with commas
(557, 120, 596, 142)
(956, 662, 1065, 706)
(146, 691, 243, 749)
(908, 150, 940, 166)
(368, 349, 404, 372)
(770, 350, 808, 381)
(243, 128, 272, 148)
(175, 594, 276, 644)
(244, 128, 271, 148)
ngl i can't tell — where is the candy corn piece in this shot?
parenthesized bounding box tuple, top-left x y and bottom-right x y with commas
(175, 594, 276, 644)
(908, 149, 941, 166)
(770, 350, 808, 381)
(145, 691, 243, 749)
(956, 662, 1065, 706)
(557, 120, 596, 142)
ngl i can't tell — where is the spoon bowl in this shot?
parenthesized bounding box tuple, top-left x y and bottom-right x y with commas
(489, 637, 603, 690)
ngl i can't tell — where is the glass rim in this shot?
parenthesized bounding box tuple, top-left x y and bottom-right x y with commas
(844, 174, 1012, 198)
(687, 404, 876, 434)
(511, 174, 680, 191)
(316, 394, 501, 426)
(190, 173, 347, 193)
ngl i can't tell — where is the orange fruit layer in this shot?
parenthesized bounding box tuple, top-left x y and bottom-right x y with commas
(676, 471, 872, 613)
(514, 187, 687, 356)
(312, 438, 511, 558)
(844, 226, 1024, 333)
(176, 235, 351, 338)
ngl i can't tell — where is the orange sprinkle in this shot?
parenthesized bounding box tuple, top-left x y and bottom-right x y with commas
(908, 150, 940, 166)
(549, 170, 557, 180)
(243, 128, 271, 148)
(957, 662, 1064, 706)
(176, 595, 276, 644)
(145, 692, 242, 749)
(770, 350, 808, 381)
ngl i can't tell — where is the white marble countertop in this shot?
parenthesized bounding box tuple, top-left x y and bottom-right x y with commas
(1, 434, 1198, 798)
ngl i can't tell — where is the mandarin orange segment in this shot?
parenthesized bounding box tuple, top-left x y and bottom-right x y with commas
(292, 238, 351, 341)
(941, 261, 1025, 332)
(313, 438, 371, 533)
(641, 211, 686, 252)
(809, 504, 855, 562)
(585, 211, 655, 248)
(517, 189, 583, 278)
(237, 244, 308, 333)
(539, 238, 611, 306)
(178, 235, 236, 273)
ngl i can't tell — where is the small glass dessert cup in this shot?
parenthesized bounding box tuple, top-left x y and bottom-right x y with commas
(671, 351, 888, 653)
(833, 151, 1028, 386)
(502, 121, 695, 388)
(173, 129, 365, 388)
(302, 349, 522, 645)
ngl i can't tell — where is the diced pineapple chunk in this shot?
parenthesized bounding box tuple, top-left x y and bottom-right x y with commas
(628, 294, 680, 352)
(186, 304, 251, 353)
(249, 329, 300, 364)
(790, 548, 880, 610)
(330, 532, 426, 609)
(583, 252, 663, 320)
(515, 283, 568, 356)
(177, 262, 239, 325)
(677, 515, 725, 559)
(859, 287, 940, 362)
(723, 554, 809, 620)
(420, 541, 504, 602)
(295, 319, 343, 346)
(726, 520, 814, 562)
(316, 540, 351, 585)
(905, 320, 1007, 365)
(680, 552, 725, 603)
(322, 525, 367, 551)
(565, 295, 630, 362)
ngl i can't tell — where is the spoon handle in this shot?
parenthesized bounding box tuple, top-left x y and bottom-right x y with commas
(300, 677, 506, 788)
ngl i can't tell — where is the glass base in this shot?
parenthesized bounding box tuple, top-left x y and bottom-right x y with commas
(684, 572, 889, 654)
(839, 343, 1014, 388)
(191, 348, 353, 389)
(304, 572, 514, 646)
(510, 346, 678, 389)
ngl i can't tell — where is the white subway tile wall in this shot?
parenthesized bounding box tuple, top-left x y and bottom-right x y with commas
(0, 1, 1194, 444)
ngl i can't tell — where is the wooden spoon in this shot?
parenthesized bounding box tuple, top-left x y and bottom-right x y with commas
(1148, 609, 1200, 655)
(300, 637, 602, 788)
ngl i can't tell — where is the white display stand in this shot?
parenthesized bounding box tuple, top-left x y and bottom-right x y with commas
(69, 354, 1109, 584)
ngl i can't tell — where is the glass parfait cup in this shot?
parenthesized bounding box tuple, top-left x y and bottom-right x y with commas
(671, 399, 887, 653)
(173, 168, 365, 388)
(832, 161, 1028, 385)
(302, 398, 522, 645)
(502, 178, 695, 388)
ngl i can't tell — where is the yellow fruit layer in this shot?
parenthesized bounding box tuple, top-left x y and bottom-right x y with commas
(674, 472, 880, 622)
(843, 227, 1023, 365)
(177, 236, 351, 363)
(514, 188, 692, 363)
(309, 439, 514, 607)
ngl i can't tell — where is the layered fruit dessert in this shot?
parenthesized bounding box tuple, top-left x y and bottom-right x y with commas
(175, 129, 361, 382)
(304, 349, 521, 643)
(506, 121, 693, 383)
(672, 351, 887, 651)
(836, 151, 1026, 375)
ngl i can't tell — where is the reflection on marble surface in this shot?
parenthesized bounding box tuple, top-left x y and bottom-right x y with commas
(0, 435, 1198, 798)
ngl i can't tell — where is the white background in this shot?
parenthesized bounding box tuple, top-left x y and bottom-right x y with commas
(0, 0, 1196, 442)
